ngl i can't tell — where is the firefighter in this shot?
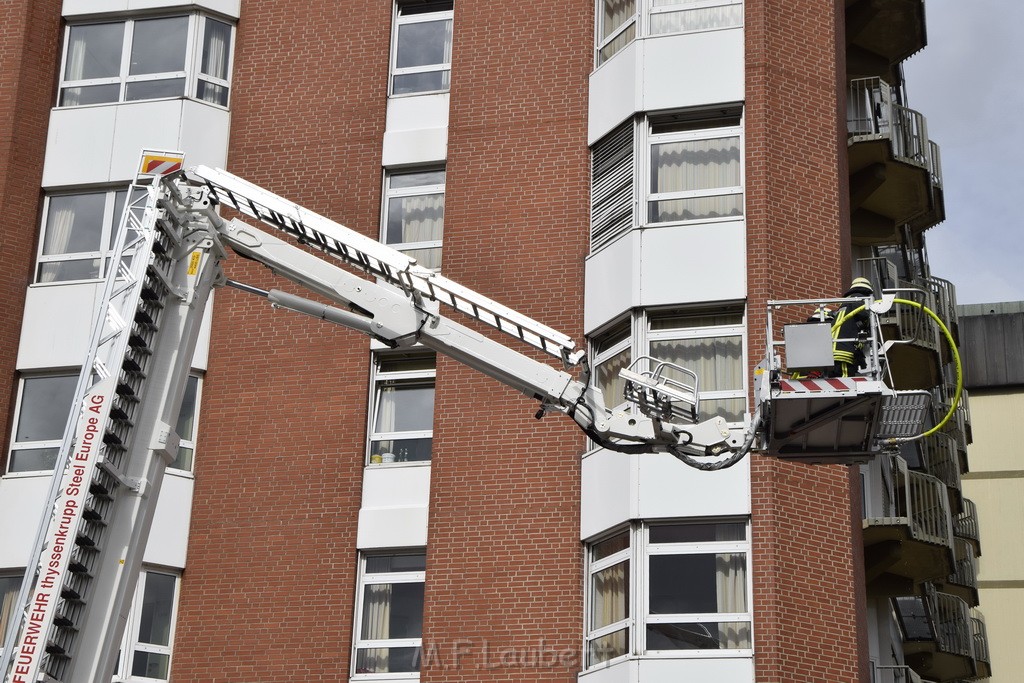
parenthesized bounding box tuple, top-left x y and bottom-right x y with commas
(830, 277, 875, 377)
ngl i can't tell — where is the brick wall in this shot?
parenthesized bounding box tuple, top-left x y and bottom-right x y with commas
(171, 2, 391, 680)
(0, 1, 61, 468)
(420, 1, 592, 680)
(745, 1, 868, 681)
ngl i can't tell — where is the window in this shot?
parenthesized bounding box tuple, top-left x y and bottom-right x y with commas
(169, 374, 202, 472)
(590, 308, 746, 424)
(1, 574, 22, 652)
(382, 169, 445, 270)
(35, 188, 145, 283)
(595, 0, 743, 66)
(7, 373, 77, 473)
(647, 114, 743, 224)
(390, 1, 453, 96)
(59, 14, 233, 107)
(353, 552, 426, 675)
(368, 353, 436, 464)
(584, 520, 751, 669)
(589, 112, 743, 253)
(115, 570, 180, 681)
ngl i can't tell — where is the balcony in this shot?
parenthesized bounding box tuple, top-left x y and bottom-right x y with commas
(874, 664, 925, 683)
(895, 585, 977, 681)
(934, 538, 979, 608)
(901, 432, 962, 515)
(864, 456, 954, 596)
(845, 0, 926, 80)
(953, 499, 981, 557)
(848, 78, 945, 246)
(970, 611, 992, 679)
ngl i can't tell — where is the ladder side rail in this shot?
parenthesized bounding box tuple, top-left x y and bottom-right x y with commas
(192, 166, 577, 361)
(2, 182, 166, 683)
(71, 219, 223, 683)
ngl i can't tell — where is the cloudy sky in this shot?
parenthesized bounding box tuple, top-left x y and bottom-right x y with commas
(901, 1, 1024, 305)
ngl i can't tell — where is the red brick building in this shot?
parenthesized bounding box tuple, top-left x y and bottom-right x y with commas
(0, 1, 987, 682)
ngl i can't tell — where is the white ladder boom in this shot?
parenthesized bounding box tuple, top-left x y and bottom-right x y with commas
(191, 165, 581, 363)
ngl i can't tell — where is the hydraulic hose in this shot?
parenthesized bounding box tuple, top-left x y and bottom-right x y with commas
(832, 298, 963, 444)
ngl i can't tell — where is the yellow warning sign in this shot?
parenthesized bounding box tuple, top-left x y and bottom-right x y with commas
(188, 251, 201, 275)
(138, 149, 185, 178)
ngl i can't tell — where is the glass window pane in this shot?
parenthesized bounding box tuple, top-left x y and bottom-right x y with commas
(392, 70, 450, 95)
(398, 246, 441, 270)
(647, 621, 750, 649)
(360, 582, 424, 640)
(650, 137, 741, 194)
(43, 194, 106, 256)
(1, 576, 22, 644)
(201, 19, 232, 80)
(390, 170, 445, 189)
(649, 553, 747, 614)
(649, 522, 745, 544)
(125, 78, 187, 102)
(355, 647, 421, 674)
(131, 651, 170, 679)
(129, 17, 188, 75)
(650, 310, 743, 330)
(65, 23, 124, 80)
(59, 83, 121, 107)
(396, 19, 452, 68)
(8, 447, 61, 473)
(588, 627, 628, 665)
(601, 0, 636, 40)
(649, 194, 743, 223)
(370, 437, 432, 463)
(375, 383, 435, 432)
(37, 259, 102, 283)
(379, 355, 436, 373)
(196, 80, 229, 106)
(650, 5, 743, 35)
(169, 446, 194, 471)
(16, 375, 77, 442)
(596, 346, 631, 409)
(650, 337, 742, 393)
(386, 193, 445, 245)
(366, 553, 427, 573)
(175, 376, 199, 441)
(137, 573, 176, 646)
(591, 561, 629, 630)
(592, 530, 630, 561)
(598, 22, 635, 64)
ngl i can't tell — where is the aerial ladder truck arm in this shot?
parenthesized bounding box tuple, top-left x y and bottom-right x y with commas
(3, 162, 934, 683)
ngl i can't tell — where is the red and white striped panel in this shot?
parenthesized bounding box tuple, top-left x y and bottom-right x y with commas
(778, 376, 867, 393)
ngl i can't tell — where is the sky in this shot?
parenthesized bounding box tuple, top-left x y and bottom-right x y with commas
(901, 1, 1024, 305)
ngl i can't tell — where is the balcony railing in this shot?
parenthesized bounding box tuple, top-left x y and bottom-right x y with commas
(971, 610, 991, 678)
(873, 456, 954, 547)
(918, 432, 962, 498)
(954, 499, 981, 556)
(848, 78, 930, 169)
(874, 664, 923, 683)
(896, 584, 976, 680)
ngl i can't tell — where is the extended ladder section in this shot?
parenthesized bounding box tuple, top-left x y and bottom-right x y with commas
(757, 298, 931, 464)
(2, 179, 222, 683)
(191, 166, 582, 365)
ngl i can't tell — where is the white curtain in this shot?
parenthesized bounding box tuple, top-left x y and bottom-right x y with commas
(650, 3, 743, 36)
(441, 19, 453, 90)
(602, 0, 637, 39)
(62, 33, 88, 106)
(650, 336, 742, 418)
(596, 347, 631, 409)
(714, 552, 748, 648)
(39, 204, 77, 283)
(591, 561, 629, 661)
(1, 578, 19, 645)
(361, 584, 393, 672)
(651, 137, 741, 221)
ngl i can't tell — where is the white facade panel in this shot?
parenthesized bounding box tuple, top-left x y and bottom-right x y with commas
(637, 657, 753, 681)
(635, 452, 750, 519)
(382, 94, 450, 167)
(588, 42, 640, 146)
(589, 29, 744, 145)
(639, 221, 746, 307)
(63, 0, 240, 19)
(580, 449, 637, 540)
(582, 448, 749, 540)
(584, 230, 640, 334)
(357, 465, 431, 548)
(142, 472, 193, 568)
(43, 101, 230, 187)
(0, 475, 51, 568)
(578, 658, 638, 683)
(18, 283, 104, 370)
(641, 29, 744, 114)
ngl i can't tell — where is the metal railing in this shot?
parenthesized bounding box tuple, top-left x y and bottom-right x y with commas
(970, 610, 990, 668)
(872, 455, 954, 548)
(948, 538, 978, 594)
(874, 664, 923, 683)
(896, 584, 973, 658)
(918, 432, 961, 493)
(848, 77, 931, 169)
(954, 499, 980, 551)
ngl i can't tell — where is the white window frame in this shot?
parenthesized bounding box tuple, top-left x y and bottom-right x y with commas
(584, 527, 634, 668)
(5, 371, 78, 475)
(352, 551, 426, 679)
(641, 520, 752, 657)
(58, 14, 234, 109)
(588, 307, 747, 426)
(389, 1, 454, 97)
(584, 519, 753, 670)
(114, 569, 180, 682)
(169, 373, 202, 473)
(381, 168, 445, 270)
(34, 189, 137, 285)
(644, 117, 744, 227)
(595, 0, 743, 67)
(367, 353, 436, 466)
